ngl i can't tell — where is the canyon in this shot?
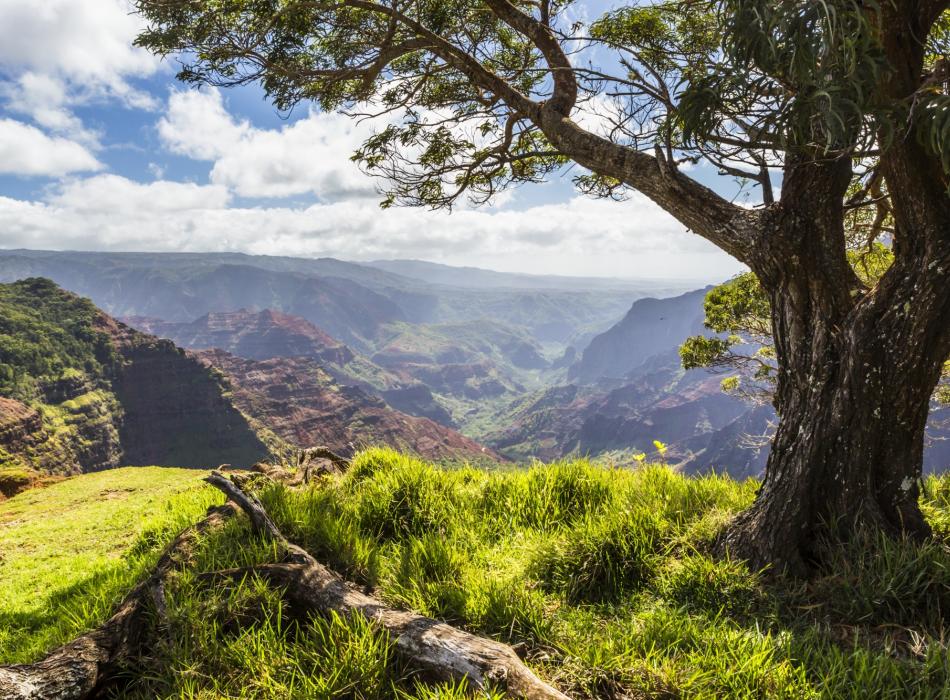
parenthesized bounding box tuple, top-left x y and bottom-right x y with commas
(2, 250, 947, 476)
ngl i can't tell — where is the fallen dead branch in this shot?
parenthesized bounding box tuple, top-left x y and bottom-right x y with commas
(204, 471, 570, 700)
(0, 504, 237, 700)
(0, 471, 568, 700)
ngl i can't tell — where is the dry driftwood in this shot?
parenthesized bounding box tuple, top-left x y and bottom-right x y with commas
(245, 446, 351, 486)
(296, 445, 351, 482)
(204, 471, 570, 700)
(0, 504, 236, 700)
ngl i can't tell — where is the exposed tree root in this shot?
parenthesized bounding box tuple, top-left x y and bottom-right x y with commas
(0, 471, 568, 700)
(0, 504, 237, 700)
(204, 471, 570, 700)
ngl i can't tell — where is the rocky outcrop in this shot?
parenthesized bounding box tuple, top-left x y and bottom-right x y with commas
(0, 398, 50, 475)
(124, 309, 457, 427)
(380, 384, 456, 427)
(126, 309, 355, 365)
(569, 288, 711, 384)
(0, 386, 123, 475)
(487, 349, 755, 470)
(111, 336, 268, 468)
(0, 398, 43, 450)
(196, 350, 496, 462)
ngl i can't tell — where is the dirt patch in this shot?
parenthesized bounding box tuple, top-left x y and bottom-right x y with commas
(98, 487, 138, 499)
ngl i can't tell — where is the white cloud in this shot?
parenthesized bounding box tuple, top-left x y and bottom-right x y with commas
(1, 72, 101, 146)
(0, 173, 742, 280)
(0, 0, 158, 149)
(48, 174, 230, 214)
(0, 0, 158, 102)
(0, 118, 102, 176)
(158, 89, 248, 161)
(159, 89, 380, 200)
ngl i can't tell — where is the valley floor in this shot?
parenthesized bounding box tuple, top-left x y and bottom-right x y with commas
(4, 454, 950, 698)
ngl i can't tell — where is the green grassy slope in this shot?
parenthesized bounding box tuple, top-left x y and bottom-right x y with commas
(0, 467, 221, 663)
(5, 453, 950, 698)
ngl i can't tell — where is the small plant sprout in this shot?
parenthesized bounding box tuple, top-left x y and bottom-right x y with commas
(632, 452, 647, 465)
(653, 440, 668, 457)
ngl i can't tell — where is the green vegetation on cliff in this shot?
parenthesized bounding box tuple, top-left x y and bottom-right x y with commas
(0, 278, 269, 475)
(0, 278, 116, 400)
(5, 453, 950, 698)
(0, 278, 124, 476)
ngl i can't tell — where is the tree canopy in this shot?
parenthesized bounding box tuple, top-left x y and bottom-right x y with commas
(135, 0, 950, 572)
(135, 1, 948, 222)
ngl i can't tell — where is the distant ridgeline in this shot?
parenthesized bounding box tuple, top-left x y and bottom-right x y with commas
(0, 278, 269, 476)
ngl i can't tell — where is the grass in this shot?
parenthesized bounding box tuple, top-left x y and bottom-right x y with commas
(5, 451, 950, 698)
(0, 466, 221, 663)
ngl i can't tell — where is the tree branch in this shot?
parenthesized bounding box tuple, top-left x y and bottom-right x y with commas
(482, 0, 577, 115)
(204, 471, 570, 700)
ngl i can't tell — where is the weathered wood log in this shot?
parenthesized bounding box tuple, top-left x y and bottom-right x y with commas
(298, 445, 350, 470)
(0, 504, 236, 700)
(204, 471, 569, 700)
(2, 473, 567, 700)
(297, 446, 351, 483)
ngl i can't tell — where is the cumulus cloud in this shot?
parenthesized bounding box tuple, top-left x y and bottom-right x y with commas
(1, 72, 102, 146)
(0, 173, 742, 279)
(159, 89, 380, 200)
(49, 174, 230, 213)
(0, 0, 158, 103)
(0, 118, 102, 176)
(0, 0, 158, 149)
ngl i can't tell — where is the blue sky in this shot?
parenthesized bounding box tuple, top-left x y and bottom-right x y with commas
(0, 0, 745, 281)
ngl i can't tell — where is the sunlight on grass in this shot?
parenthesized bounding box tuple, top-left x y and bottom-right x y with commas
(0, 467, 220, 663)
(7, 453, 950, 698)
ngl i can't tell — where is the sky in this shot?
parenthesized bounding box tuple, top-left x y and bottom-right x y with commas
(0, 0, 746, 282)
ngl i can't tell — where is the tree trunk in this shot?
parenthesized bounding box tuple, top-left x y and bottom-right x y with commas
(714, 137, 950, 574)
(719, 312, 941, 574)
(720, 224, 949, 574)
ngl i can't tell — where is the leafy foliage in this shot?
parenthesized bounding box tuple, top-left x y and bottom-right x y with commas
(132, 0, 945, 209)
(679, 270, 776, 403)
(680, 0, 889, 155)
(682, 244, 950, 405)
(134, 0, 571, 209)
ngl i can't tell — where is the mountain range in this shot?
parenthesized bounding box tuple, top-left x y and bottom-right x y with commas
(0, 278, 493, 488)
(0, 249, 673, 348)
(1, 249, 946, 476)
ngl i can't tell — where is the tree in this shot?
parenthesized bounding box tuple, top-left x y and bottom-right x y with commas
(134, 0, 950, 574)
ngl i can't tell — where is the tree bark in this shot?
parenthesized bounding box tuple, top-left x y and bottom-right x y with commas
(717, 298, 948, 574)
(719, 150, 950, 574)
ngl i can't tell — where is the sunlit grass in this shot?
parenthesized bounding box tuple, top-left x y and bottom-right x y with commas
(6, 452, 950, 698)
(0, 466, 221, 663)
